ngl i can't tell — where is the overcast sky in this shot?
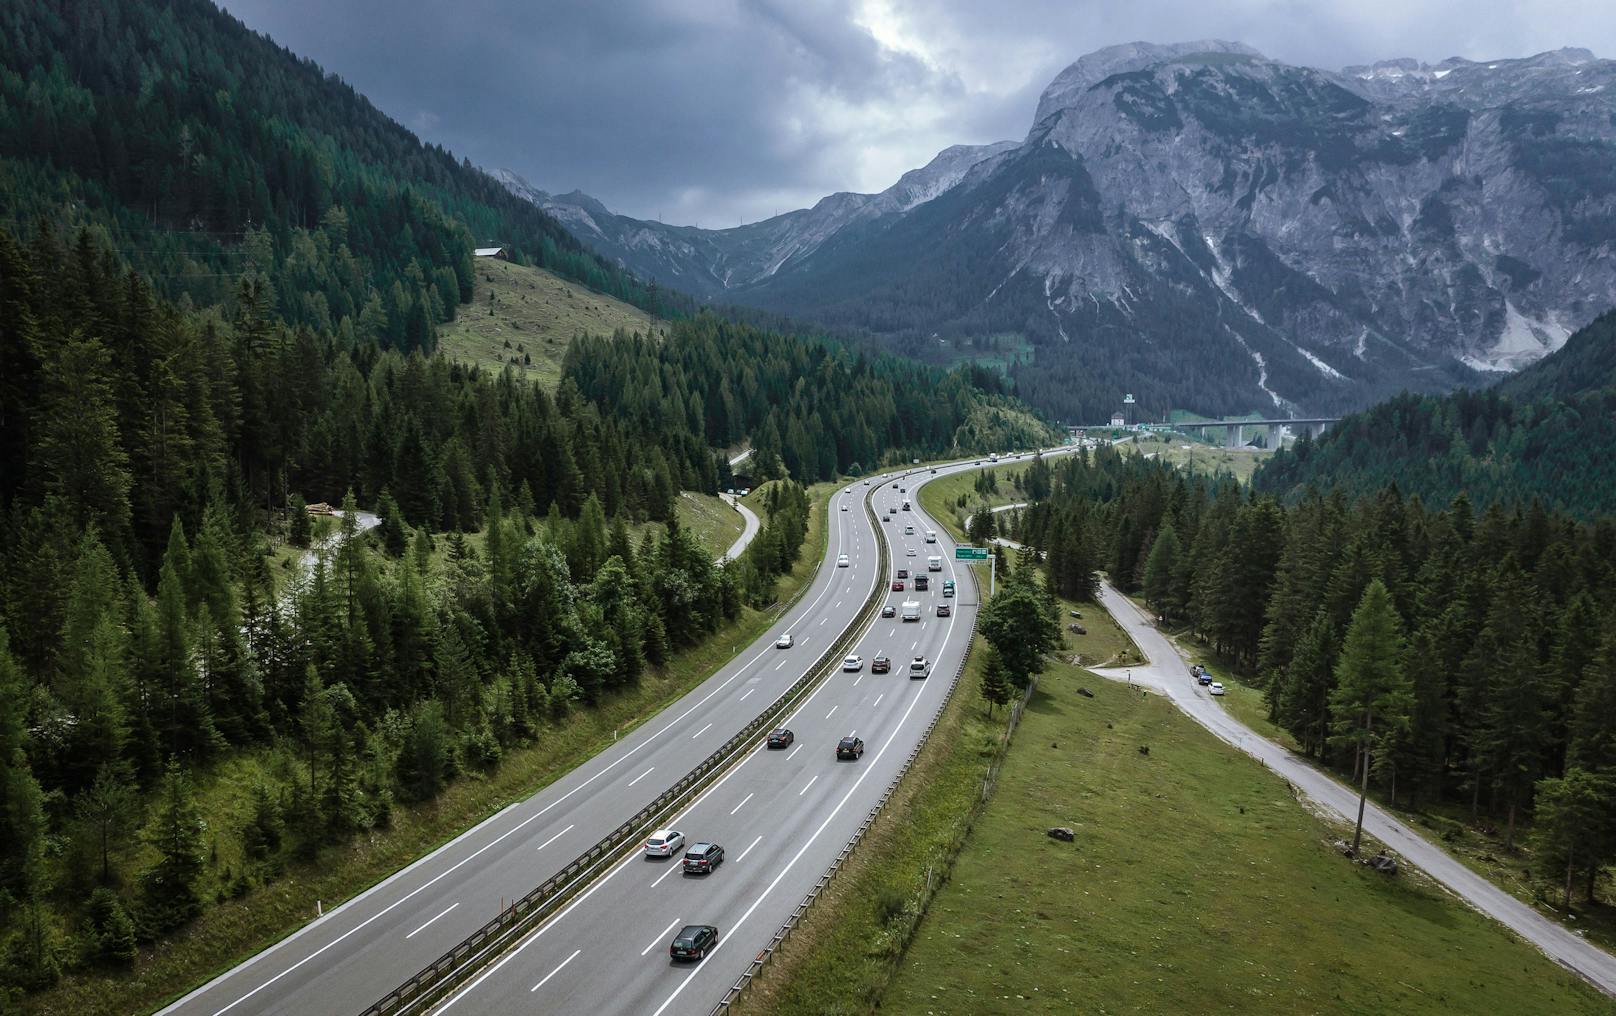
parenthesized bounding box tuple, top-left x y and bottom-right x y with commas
(223, 0, 1614, 227)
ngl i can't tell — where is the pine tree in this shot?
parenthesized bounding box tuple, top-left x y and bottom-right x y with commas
(1141, 524, 1180, 620)
(36, 332, 133, 543)
(1328, 579, 1412, 855)
(979, 647, 1013, 716)
(1531, 768, 1614, 909)
(139, 759, 206, 935)
(76, 765, 138, 884)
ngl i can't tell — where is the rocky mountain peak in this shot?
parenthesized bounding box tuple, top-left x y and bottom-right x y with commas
(1032, 40, 1266, 124)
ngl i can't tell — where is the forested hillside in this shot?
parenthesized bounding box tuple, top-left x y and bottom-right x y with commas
(0, 0, 688, 350)
(1001, 448, 1616, 906)
(1252, 312, 1616, 517)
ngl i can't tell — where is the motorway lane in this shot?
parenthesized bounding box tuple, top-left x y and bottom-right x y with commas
(437, 453, 1080, 1016)
(160, 487, 883, 1016)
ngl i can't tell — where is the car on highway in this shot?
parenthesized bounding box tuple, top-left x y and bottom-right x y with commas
(931, 467, 938, 473)
(906, 547, 916, 556)
(669, 924, 719, 961)
(882, 514, 890, 522)
(872, 654, 891, 673)
(897, 567, 909, 579)
(936, 603, 951, 617)
(682, 842, 725, 874)
(881, 604, 896, 618)
(837, 554, 850, 568)
(909, 656, 930, 679)
(842, 654, 863, 672)
(836, 736, 865, 760)
(767, 728, 795, 749)
(904, 524, 914, 535)
(840, 503, 849, 512)
(1209, 681, 1226, 696)
(644, 829, 685, 858)
(775, 633, 794, 649)
(891, 579, 905, 591)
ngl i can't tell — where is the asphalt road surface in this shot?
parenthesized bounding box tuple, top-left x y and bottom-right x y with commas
(717, 494, 759, 563)
(161, 485, 887, 1016)
(160, 448, 1072, 1016)
(1093, 579, 1616, 999)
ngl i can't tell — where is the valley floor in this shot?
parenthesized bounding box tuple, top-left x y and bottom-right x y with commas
(882, 605, 1613, 1014)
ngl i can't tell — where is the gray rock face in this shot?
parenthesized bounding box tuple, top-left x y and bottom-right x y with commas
(500, 43, 1616, 421)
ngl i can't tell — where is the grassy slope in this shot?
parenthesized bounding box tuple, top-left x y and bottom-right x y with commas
(33, 485, 831, 1016)
(882, 656, 1611, 1015)
(1121, 430, 1273, 483)
(1162, 611, 1616, 955)
(437, 257, 660, 386)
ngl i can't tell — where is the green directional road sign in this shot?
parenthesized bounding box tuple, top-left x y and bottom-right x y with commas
(955, 546, 990, 560)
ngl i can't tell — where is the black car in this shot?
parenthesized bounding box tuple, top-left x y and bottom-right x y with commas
(836, 736, 865, 760)
(682, 842, 725, 874)
(896, 567, 909, 579)
(670, 924, 719, 961)
(872, 654, 891, 673)
(936, 603, 952, 617)
(881, 604, 896, 618)
(767, 728, 794, 749)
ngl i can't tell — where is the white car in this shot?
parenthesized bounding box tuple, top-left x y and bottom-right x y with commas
(1209, 682, 1226, 697)
(776, 633, 794, 649)
(909, 656, 931, 679)
(645, 829, 685, 858)
(837, 554, 850, 568)
(906, 547, 916, 557)
(840, 503, 849, 511)
(842, 655, 863, 672)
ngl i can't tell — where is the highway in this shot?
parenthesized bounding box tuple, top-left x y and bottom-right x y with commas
(434, 467, 972, 1015)
(159, 449, 1069, 1016)
(159, 479, 887, 1016)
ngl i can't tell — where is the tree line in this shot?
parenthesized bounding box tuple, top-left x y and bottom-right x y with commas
(1004, 446, 1616, 908)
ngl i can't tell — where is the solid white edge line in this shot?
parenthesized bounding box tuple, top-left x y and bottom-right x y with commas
(649, 591, 960, 1016)
(404, 902, 459, 941)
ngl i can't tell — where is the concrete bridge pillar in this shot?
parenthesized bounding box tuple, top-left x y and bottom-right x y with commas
(1310, 421, 1325, 440)
(1267, 424, 1280, 448)
(1226, 424, 1242, 449)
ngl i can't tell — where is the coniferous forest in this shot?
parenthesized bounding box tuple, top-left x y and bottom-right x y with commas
(1000, 447, 1616, 906)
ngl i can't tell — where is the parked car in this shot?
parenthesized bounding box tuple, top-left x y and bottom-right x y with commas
(836, 736, 865, 760)
(775, 633, 794, 649)
(669, 924, 718, 961)
(936, 603, 951, 617)
(881, 604, 896, 618)
(766, 728, 794, 749)
(872, 654, 891, 673)
(1209, 682, 1226, 696)
(645, 829, 685, 858)
(842, 655, 863, 672)
(682, 842, 725, 874)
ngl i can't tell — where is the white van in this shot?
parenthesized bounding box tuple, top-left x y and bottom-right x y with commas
(927, 555, 942, 572)
(900, 600, 921, 622)
(924, 529, 937, 543)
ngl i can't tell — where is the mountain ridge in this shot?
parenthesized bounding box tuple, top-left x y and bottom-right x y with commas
(501, 41, 1616, 422)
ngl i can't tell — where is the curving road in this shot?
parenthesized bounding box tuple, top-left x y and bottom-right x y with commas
(717, 494, 759, 563)
(434, 451, 1077, 1016)
(160, 488, 887, 1016)
(158, 449, 1072, 1016)
(1091, 580, 1616, 998)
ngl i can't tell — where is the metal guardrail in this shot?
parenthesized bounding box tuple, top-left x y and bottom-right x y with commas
(359, 482, 891, 1016)
(709, 466, 1024, 1014)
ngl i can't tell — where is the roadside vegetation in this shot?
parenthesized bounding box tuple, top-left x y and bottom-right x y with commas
(20, 484, 831, 1016)
(882, 655, 1612, 1015)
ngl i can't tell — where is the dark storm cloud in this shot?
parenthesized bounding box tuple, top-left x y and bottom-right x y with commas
(222, 0, 1616, 226)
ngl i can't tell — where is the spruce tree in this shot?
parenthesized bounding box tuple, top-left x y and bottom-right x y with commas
(1328, 579, 1412, 855)
(139, 760, 206, 935)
